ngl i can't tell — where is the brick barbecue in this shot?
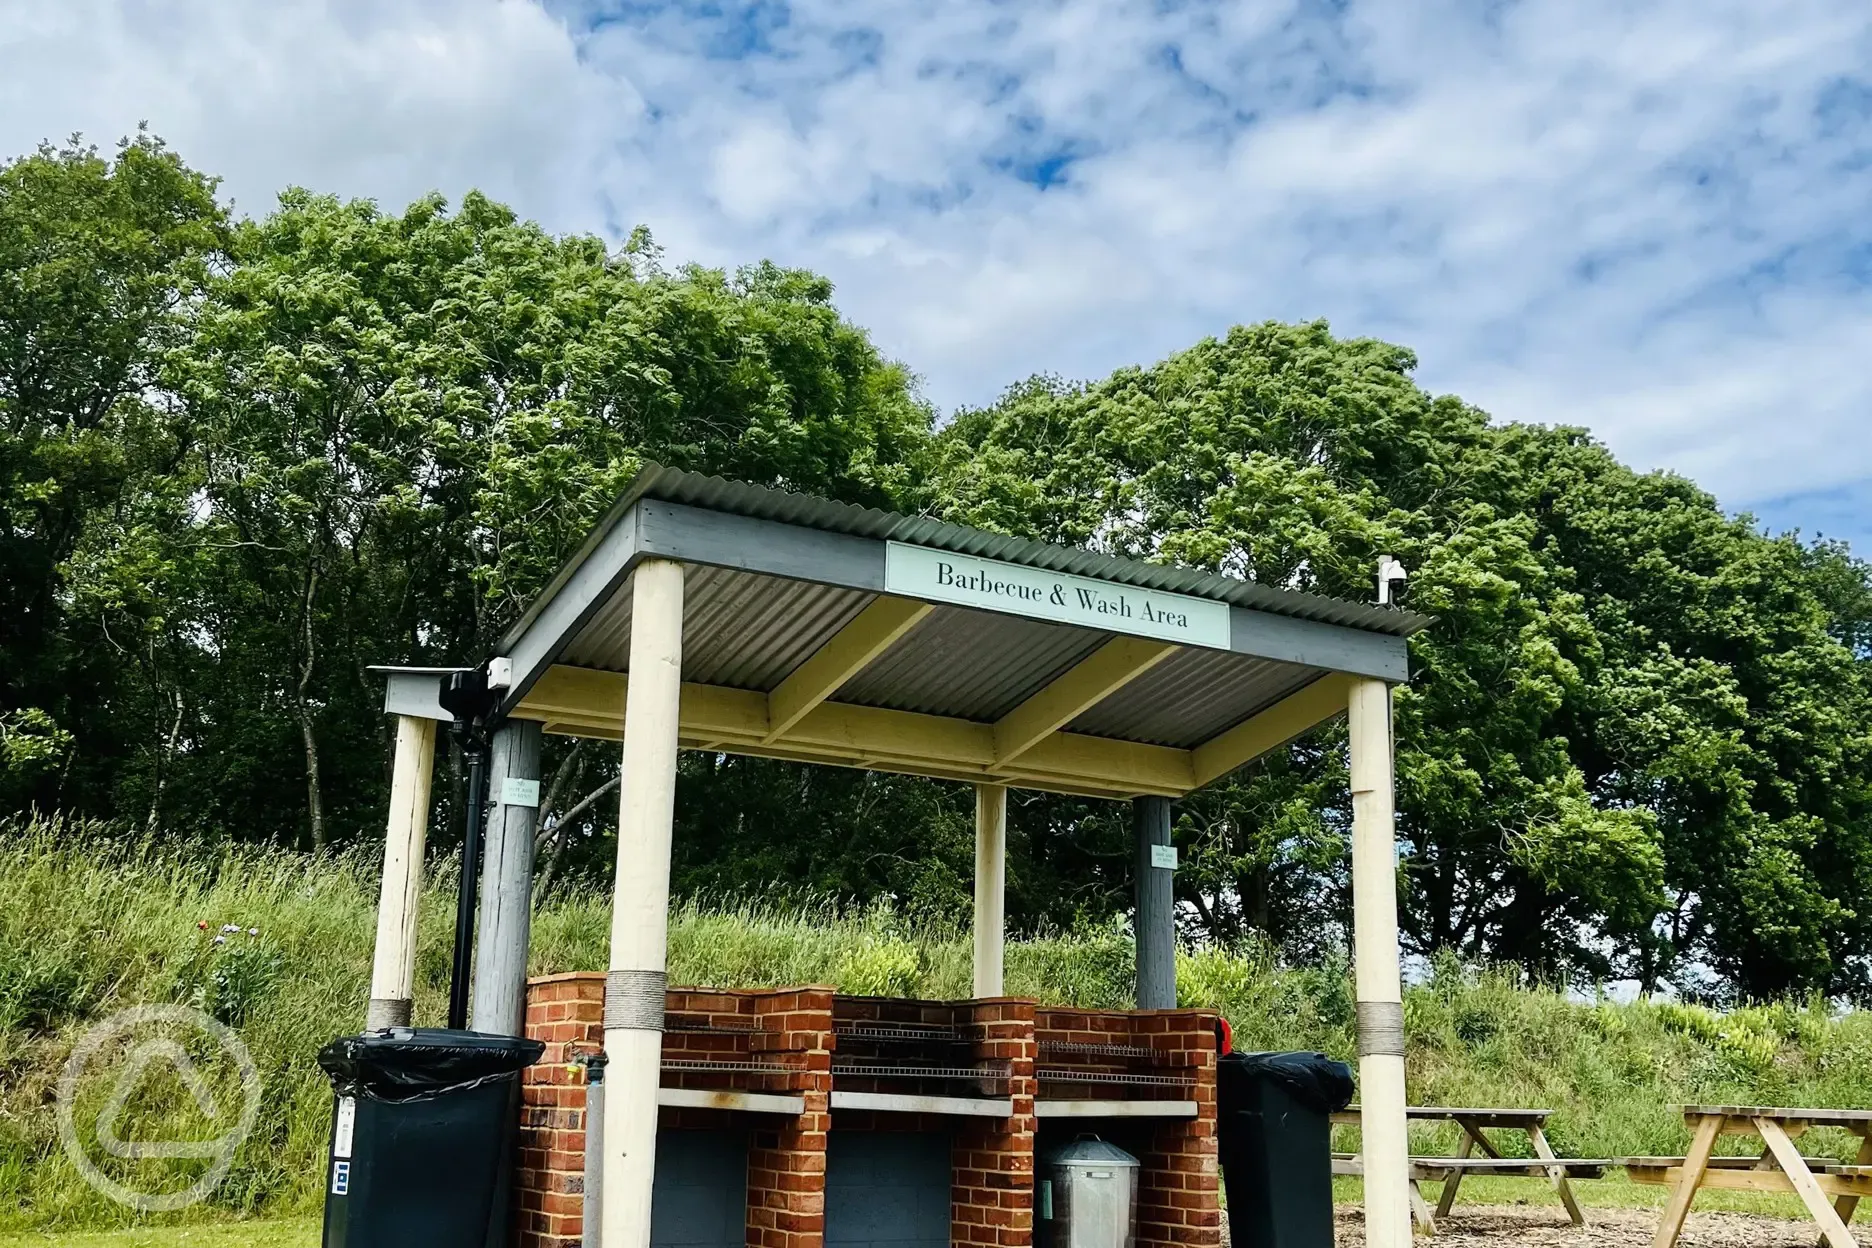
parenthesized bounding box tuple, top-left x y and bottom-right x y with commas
(515, 974, 1220, 1248)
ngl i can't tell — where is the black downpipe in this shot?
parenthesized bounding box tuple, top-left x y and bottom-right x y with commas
(447, 736, 489, 1031)
(438, 669, 497, 1032)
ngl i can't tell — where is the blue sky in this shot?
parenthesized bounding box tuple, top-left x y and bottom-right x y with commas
(3, 0, 1867, 552)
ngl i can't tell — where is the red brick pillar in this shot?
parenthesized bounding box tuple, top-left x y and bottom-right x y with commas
(1136, 1012, 1221, 1248)
(954, 998, 1038, 1248)
(518, 973, 607, 1248)
(746, 986, 835, 1248)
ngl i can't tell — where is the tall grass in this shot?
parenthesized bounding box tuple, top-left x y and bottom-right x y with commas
(4, 814, 1872, 1231)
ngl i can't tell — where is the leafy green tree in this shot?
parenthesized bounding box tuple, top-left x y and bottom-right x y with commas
(6, 132, 1869, 1002)
(155, 189, 931, 850)
(925, 321, 1872, 998)
(0, 131, 227, 813)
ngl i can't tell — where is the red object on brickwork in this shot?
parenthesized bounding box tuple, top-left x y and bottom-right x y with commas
(514, 978, 1220, 1248)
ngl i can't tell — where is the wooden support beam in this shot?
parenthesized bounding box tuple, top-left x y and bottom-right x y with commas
(603, 559, 684, 1248)
(368, 715, 436, 1031)
(1350, 677, 1410, 1248)
(1189, 672, 1355, 787)
(991, 637, 1175, 765)
(515, 664, 1196, 798)
(974, 784, 1007, 997)
(764, 595, 931, 742)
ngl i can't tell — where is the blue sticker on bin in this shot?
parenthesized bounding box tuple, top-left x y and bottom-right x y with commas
(332, 1160, 351, 1196)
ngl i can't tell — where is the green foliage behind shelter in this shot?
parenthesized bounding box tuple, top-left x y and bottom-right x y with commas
(1, 135, 1870, 1000)
(922, 325, 1872, 997)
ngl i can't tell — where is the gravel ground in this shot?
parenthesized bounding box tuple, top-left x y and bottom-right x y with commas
(1325, 1205, 1869, 1246)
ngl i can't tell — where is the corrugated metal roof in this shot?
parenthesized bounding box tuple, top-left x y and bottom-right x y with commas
(833, 607, 1110, 722)
(497, 466, 1418, 784)
(600, 464, 1431, 638)
(1067, 648, 1325, 748)
(562, 565, 874, 691)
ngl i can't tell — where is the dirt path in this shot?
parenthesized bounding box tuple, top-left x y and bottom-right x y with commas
(1327, 1205, 1869, 1245)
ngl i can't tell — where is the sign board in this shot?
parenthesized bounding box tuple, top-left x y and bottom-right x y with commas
(500, 777, 541, 808)
(1150, 844, 1179, 871)
(884, 543, 1231, 649)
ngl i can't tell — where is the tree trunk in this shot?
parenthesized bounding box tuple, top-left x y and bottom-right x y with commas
(537, 772, 620, 897)
(144, 689, 186, 833)
(532, 740, 589, 856)
(295, 699, 326, 851)
(295, 561, 326, 851)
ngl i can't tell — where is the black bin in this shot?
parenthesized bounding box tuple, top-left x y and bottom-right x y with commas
(317, 1028, 544, 1248)
(1217, 1051, 1354, 1248)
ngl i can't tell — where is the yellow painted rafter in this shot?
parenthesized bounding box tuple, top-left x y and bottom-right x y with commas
(1189, 672, 1355, 787)
(515, 664, 1198, 799)
(764, 595, 931, 742)
(990, 637, 1176, 767)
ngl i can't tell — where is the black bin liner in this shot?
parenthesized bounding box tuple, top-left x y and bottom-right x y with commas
(319, 1028, 545, 1102)
(318, 1028, 544, 1248)
(1217, 1051, 1354, 1248)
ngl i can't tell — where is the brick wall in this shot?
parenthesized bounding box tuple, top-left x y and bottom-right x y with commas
(1034, 1006, 1222, 1248)
(745, 987, 833, 1248)
(515, 981, 1219, 1248)
(515, 978, 836, 1248)
(951, 999, 1037, 1248)
(1135, 1012, 1221, 1248)
(518, 973, 606, 1248)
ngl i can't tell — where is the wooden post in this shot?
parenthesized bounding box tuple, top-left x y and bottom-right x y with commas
(471, 718, 543, 1035)
(1349, 678, 1411, 1248)
(367, 715, 436, 1030)
(973, 783, 1008, 997)
(602, 558, 684, 1248)
(1133, 795, 1176, 1009)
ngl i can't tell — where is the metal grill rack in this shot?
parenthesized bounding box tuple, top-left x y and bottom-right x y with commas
(1039, 1041, 1154, 1060)
(662, 1062, 793, 1085)
(660, 1009, 793, 1093)
(1035, 1036, 1188, 1101)
(664, 1014, 763, 1034)
(830, 1015, 1007, 1098)
(1036, 1068, 1193, 1089)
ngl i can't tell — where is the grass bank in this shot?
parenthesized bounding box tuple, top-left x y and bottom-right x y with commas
(4, 818, 1871, 1233)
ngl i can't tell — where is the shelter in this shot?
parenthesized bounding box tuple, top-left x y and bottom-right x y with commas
(368, 465, 1429, 1248)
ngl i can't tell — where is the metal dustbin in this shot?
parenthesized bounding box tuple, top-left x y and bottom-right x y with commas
(1038, 1136, 1139, 1248)
(1217, 1051, 1355, 1248)
(316, 1028, 544, 1248)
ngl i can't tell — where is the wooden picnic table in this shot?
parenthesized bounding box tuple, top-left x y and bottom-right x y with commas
(1331, 1105, 1606, 1233)
(1623, 1106, 1872, 1248)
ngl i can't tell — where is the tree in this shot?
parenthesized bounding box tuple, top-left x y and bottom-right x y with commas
(0, 131, 227, 813)
(923, 321, 1872, 998)
(155, 190, 933, 851)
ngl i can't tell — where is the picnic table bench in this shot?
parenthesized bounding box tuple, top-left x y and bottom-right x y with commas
(1331, 1105, 1608, 1233)
(1622, 1106, 1872, 1248)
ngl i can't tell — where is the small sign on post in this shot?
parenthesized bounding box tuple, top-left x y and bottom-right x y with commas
(1150, 844, 1178, 871)
(500, 778, 541, 808)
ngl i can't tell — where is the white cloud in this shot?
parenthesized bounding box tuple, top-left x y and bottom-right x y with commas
(0, 0, 635, 218)
(1, 0, 1867, 548)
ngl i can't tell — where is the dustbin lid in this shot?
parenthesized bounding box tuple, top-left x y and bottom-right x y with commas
(1047, 1137, 1139, 1170)
(1218, 1050, 1354, 1115)
(319, 1027, 544, 1103)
